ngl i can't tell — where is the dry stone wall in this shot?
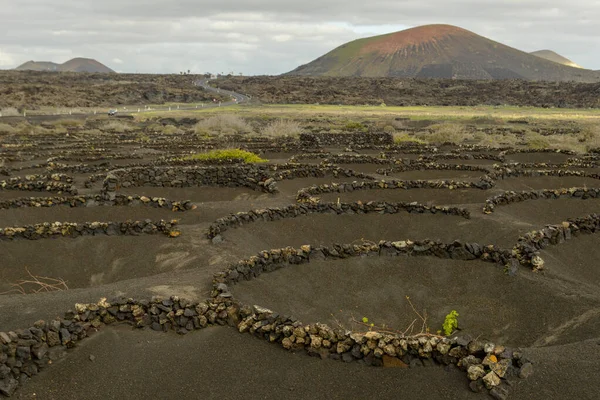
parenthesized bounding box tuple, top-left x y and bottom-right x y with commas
(296, 178, 494, 202)
(0, 219, 179, 241)
(207, 201, 471, 240)
(488, 168, 600, 181)
(101, 165, 275, 195)
(420, 153, 505, 162)
(501, 149, 576, 156)
(299, 132, 393, 147)
(513, 213, 600, 271)
(267, 164, 375, 182)
(377, 163, 491, 176)
(0, 175, 77, 195)
(290, 153, 394, 165)
(0, 194, 194, 212)
(0, 240, 530, 399)
(483, 188, 600, 214)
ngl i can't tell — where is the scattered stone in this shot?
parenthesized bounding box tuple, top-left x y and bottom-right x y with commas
(0, 378, 18, 397)
(467, 365, 486, 381)
(519, 362, 534, 379)
(469, 378, 485, 393)
(483, 371, 501, 389)
(490, 384, 510, 400)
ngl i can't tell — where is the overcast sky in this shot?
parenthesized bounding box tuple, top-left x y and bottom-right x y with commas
(1, 0, 599, 74)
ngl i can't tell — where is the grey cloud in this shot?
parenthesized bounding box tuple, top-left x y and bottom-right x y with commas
(1, 1, 599, 74)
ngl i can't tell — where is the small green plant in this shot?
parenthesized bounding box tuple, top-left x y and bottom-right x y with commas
(361, 316, 375, 330)
(184, 149, 268, 163)
(442, 310, 459, 336)
(342, 121, 367, 132)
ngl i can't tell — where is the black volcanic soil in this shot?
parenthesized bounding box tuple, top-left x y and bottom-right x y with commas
(2, 126, 600, 400)
(12, 325, 476, 400)
(231, 256, 600, 347)
(10, 324, 600, 400)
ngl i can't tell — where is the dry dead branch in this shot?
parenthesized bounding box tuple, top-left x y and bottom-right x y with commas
(0, 267, 68, 295)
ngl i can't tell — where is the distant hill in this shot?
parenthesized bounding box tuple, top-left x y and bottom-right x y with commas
(15, 61, 60, 72)
(530, 50, 583, 69)
(288, 24, 600, 82)
(15, 58, 114, 73)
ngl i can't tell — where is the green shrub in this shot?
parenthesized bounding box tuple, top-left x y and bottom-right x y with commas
(184, 149, 267, 163)
(442, 310, 459, 336)
(393, 132, 427, 144)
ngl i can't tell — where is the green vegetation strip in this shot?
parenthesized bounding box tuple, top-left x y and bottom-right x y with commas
(184, 149, 268, 164)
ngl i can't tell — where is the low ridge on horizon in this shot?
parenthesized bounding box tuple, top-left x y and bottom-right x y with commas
(530, 49, 584, 69)
(15, 57, 114, 73)
(288, 24, 599, 82)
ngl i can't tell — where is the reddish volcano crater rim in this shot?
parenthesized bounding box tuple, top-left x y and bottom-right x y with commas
(359, 24, 477, 56)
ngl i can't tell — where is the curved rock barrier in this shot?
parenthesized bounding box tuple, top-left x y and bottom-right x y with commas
(299, 132, 393, 147)
(483, 187, 600, 214)
(513, 213, 600, 271)
(0, 163, 52, 176)
(498, 161, 600, 170)
(488, 168, 600, 182)
(100, 164, 377, 197)
(46, 162, 111, 174)
(1, 174, 72, 184)
(377, 163, 491, 176)
(46, 154, 144, 163)
(420, 153, 505, 163)
(0, 175, 77, 195)
(268, 164, 375, 182)
(212, 241, 513, 288)
(296, 179, 494, 202)
(501, 148, 576, 156)
(101, 165, 275, 195)
(0, 219, 179, 241)
(84, 173, 108, 188)
(456, 144, 511, 152)
(290, 153, 394, 165)
(206, 201, 471, 240)
(0, 241, 528, 398)
(0, 194, 195, 212)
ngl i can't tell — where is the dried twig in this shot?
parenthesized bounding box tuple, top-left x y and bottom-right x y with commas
(339, 296, 442, 339)
(0, 267, 68, 295)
